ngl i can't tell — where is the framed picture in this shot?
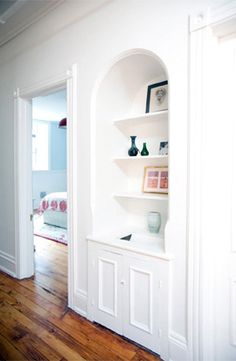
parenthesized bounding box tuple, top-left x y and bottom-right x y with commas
(145, 80, 168, 113)
(142, 166, 168, 194)
(159, 141, 168, 155)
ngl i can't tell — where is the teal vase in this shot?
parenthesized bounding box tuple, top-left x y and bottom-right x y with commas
(141, 142, 149, 156)
(128, 136, 139, 156)
(147, 212, 161, 233)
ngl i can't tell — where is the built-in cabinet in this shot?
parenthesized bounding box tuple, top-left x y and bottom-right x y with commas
(87, 240, 170, 359)
(88, 52, 171, 359)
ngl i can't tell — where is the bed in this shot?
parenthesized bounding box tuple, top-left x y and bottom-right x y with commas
(38, 192, 67, 229)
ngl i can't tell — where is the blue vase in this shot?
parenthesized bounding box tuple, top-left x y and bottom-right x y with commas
(128, 136, 139, 156)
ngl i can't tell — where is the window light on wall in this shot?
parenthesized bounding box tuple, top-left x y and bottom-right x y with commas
(32, 121, 49, 171)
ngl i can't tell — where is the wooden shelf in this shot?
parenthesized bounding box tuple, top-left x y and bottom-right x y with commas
(114, 192, 168, 201)
(113, 110, 168, 126)
(113, 155, 168, 161)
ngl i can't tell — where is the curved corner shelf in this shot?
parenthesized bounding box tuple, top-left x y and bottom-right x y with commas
(114, 192, 168, 201)
(113, 110, 168, 126)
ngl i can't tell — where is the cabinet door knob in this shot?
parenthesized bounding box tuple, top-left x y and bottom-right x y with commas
(120, 280, 125, 285)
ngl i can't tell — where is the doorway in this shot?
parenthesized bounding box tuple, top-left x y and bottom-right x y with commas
(14, 66, 78, 310)
(32, 88, 68, 303)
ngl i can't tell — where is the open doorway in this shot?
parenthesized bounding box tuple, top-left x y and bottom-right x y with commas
(32, 89, 68, 304)
(14, 65, 78, 311)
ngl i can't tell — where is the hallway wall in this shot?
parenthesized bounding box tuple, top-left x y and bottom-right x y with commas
(0, 0, 225, 359)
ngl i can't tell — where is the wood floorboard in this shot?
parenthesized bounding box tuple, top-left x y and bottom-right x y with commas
(0, 236, 161, 361)
(0, 273, 64, 318)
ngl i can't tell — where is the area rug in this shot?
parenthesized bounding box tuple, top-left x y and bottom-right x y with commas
(34, 215, 67, 245)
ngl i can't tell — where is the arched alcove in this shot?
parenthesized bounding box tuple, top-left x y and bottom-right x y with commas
(88, 50, 171, 357)
(91, 50, 169, 249)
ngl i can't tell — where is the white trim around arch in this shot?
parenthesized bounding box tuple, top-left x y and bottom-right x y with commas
(14, 64, 79, 310)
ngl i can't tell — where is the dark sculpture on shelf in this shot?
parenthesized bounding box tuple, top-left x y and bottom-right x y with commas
(120, 234, 132, 241)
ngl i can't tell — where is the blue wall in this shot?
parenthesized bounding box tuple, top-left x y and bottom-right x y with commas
(32, 119, 67, 208)
(50, 122, 67, 170)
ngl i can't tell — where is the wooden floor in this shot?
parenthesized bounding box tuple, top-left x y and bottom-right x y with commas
(0, 236, 161, 361)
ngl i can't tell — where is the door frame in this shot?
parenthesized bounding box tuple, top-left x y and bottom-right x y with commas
(14, 64, 79, 310)
(188, 2, 236, 360)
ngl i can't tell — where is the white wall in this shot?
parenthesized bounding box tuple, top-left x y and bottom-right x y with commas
(0, 0, 225, 359)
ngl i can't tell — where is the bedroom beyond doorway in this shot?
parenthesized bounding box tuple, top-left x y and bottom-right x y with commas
(32, 88, 68, 246)
(31, 88, 68, 304)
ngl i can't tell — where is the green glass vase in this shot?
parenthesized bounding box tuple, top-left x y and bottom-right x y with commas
(141, 142, 149, 156)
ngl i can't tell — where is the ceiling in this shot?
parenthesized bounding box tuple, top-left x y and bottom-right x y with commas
(0, 1, 17, 16)
(0, 0, 63, 47)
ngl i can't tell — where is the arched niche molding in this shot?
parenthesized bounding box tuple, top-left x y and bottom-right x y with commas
(90, 49, 169, 246)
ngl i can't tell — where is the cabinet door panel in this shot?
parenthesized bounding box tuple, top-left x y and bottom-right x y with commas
(98, 257, 118, 316)
(93, 249, 123, 335)
(123, 257, 160, 354)
(130, 266, 152, 333)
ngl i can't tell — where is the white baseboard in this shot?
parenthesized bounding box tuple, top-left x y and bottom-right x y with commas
(0, 250, 16, 277)
(72, 288, 88, 317)
(169, 331, 189, 361)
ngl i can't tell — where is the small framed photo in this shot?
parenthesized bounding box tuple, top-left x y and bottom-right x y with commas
(142, 166, 168, 194)
(159, 141, 168, 155)
(145, 80, 168, 113)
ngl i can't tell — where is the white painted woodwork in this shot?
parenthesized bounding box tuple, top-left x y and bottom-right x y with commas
(92, 51, 168, 242)
(14, 95, 34, 279)
(98, 258, 117, 316)
(0, 0, 63, 47)
(189, 3, 236, 360)
(113, 110, 168, 126)
(87, 233, 172, 262)
(94, 249, 123, 334)
(113, 155, 168, 168)
(14, 65, 79, 313)
(1, 1, 226, 360)
(89, 51, 170, 358)
(114, 192, 168, 201)
(231, 279, 236, 347)
(113, 154, 168, 161)
(87, 240, 170, 359)
(211, 36, 236, 361)
(123, 256, 160, 354)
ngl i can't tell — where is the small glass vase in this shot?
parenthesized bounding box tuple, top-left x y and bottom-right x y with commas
(141, 142, 149, 156)
(147, 211, 161, 233)
(128, 136, 139, 156)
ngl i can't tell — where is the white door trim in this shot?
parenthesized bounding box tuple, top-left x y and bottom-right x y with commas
(189, 1, 236, 32)
(14, 64, 78, 310)
(188, 2, 236, 360)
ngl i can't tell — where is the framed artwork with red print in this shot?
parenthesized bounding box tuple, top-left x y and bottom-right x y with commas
(142, 166, 168, 194)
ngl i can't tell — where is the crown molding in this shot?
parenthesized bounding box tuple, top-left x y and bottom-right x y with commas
(190, 0, 236, 32)
(0, 0, 64, 47)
